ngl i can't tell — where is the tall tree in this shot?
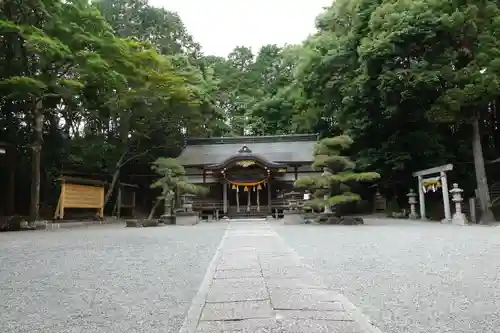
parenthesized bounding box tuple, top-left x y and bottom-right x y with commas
(357, 0, 500, 221)
(0, 0, 118, 220)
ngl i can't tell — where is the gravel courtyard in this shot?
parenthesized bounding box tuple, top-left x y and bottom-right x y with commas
(0, 223, 225, 333)
(273, 219, 500, 333)
(1, 219, 500, 333)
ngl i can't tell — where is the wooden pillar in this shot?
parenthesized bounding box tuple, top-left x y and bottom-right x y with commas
(223, 181, 228, 213)
(247, 188, 251, 212)
(257, 187, 260, 212)
(60, 181, 66, 219)
(267, 180, 271, 212)
(236, 186, 240, 212)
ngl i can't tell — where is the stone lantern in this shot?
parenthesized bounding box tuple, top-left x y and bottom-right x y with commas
(284, 191, 301, 211)
(450, 183, 467, 226)
(407, 189, 418, 219)
(181, 193, 196, 213)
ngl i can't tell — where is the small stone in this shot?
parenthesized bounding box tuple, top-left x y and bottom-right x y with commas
(125, 220, 142, 228)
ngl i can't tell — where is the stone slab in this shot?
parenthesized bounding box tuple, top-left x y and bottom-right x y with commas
(275, 309, 353, 321)
(196, 318, 279, 333)
(206, 278, 268, 302)
(217, 256, 261, 270)
(261, 265, 311, 279)
(181, 219, 382, 333)
(200, 300, 274, 321)
(218, 261, 261, 271)
(269, 287, 345, 311)
(279, 319, 364, 333)
(214, 268, 262, 279)
(265, 277, 325, 290)
(259, 255, 302, 270)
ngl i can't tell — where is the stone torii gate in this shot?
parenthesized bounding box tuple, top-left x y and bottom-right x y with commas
(412, 164, 453, 222)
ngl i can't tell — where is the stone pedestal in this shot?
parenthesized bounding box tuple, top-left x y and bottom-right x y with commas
(283, 211, 305, 225)
(142, 219, 159, 227)
(176, 213, 199, 225)
(160, 215, 176, 225)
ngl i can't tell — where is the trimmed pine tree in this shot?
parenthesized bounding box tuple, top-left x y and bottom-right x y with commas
(295, 135, 380, 222)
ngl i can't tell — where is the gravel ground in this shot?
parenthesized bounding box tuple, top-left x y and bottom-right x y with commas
(0, 223, 226, 333)
(273, 219, 500, 333)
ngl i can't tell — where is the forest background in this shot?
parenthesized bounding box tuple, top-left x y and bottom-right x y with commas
(1, 0, 499, 221)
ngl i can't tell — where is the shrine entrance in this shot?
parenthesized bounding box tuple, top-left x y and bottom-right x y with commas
(412, 164, 453, 222)
(224, 160, 271, 213)
(200, 144, 290, 218)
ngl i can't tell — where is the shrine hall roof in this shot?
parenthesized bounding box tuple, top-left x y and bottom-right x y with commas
(177, 134, 318, 166)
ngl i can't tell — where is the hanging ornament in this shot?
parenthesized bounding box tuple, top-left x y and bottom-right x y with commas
(244, 186, 248, 192)
(422, 177, 441, 194)
(232, 184, 236, 190)
(257, 184, 262, 190)
(253, 186, 256, 192)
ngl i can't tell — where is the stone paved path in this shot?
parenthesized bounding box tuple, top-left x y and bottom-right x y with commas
(180, 220, 382, 333)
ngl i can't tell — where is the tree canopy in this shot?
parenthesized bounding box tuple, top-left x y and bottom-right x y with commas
(1, 0, 499, 221)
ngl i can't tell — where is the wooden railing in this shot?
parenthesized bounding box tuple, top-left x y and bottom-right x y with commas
(192, 200, 222, 210)
(192, 199, 288, 211)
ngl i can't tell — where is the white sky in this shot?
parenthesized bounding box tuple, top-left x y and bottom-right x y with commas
(148, 0, 332, 57)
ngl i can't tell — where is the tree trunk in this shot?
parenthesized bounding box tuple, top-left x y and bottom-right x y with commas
(30, 100, 43, 222)
(162, 189, 174, 217)
(148, 199, 162, 220)
(471, 115, 495, 223)
(103, 152, 126, 208)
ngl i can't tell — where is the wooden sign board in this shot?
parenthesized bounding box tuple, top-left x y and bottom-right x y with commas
(54, 182, 104, 220)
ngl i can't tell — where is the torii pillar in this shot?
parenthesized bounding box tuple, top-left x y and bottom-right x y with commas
(412, 164, 453, 223)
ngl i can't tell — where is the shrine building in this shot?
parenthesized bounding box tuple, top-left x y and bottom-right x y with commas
(177, 134, 318, 218)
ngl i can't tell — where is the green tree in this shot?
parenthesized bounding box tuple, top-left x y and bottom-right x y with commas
(0, 0, 118, 220)
(295, 135, 380, 214)
(151, 157, 207, 218)
(95, 0, 201, 58)
(286, 0, 500, 222)
(0, 0, 219, 220)
(357, 0, 500, 221)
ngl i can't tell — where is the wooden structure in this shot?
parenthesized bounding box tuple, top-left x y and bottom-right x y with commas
(177, 134, 319, 218)
(54, 176, 105, 220)
(412, 164, 453, 222)
(114, 183, 137, 218)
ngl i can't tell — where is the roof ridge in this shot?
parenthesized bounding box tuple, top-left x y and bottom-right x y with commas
(186, 134, 318, 145)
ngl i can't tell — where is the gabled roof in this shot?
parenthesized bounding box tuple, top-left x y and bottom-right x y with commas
(177, 134, 318, 167)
